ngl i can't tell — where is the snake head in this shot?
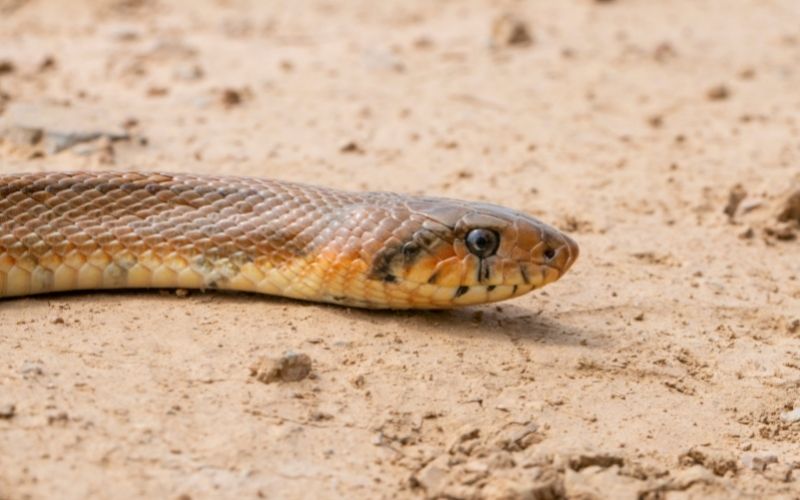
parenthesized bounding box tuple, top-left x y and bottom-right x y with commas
(366, 198, 579, 307)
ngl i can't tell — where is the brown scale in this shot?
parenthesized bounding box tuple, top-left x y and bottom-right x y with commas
(0, 171, 579, 308)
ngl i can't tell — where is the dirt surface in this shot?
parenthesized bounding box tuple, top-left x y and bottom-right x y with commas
(1, 1, 800, 498)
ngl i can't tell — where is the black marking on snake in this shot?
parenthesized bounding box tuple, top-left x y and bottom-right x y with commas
(487, 285, 496, 292)
(413, 230, 438, 249)
(369, 248, 397, 282)
(402, 242, 421, 262)
(427, 272, 439, 284)
(512, 285, 518, 295)
(454, 286, 469, 298)
(477, 259, 491, 283)
(520, 266, 530, 285)
(370, 239, 423, 283)
(369, 244, 409, 283)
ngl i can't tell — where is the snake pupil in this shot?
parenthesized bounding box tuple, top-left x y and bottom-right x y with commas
(465, 229, 499, 258)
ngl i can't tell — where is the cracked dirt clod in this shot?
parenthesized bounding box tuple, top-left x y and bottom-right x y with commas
(566, 451, 625, 471)
(411, 454, 450, 495)
(679, 447, 738, 477)
(250, 351, 312, 383)
(494, 422, 542, 452)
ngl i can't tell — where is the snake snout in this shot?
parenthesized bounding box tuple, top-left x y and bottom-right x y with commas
(537, 228, 579, 279)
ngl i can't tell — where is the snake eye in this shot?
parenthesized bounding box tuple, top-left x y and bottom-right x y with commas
(465, 228, 500, 258)
(543, 247, 557, 261)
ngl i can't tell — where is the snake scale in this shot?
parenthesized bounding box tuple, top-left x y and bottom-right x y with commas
(0, 171, 578, 308)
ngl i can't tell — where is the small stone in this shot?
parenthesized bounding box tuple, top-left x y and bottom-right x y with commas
(219, 88, 243, 108)
(567, 451, 624, 471)
(340, 141, 364, 154)
(780, 407, 800, 423)
(679, 446, 737, 476)
(0, 403, 15, 419)
(723, 184, 747, 219)
(0, 60, 15, 75)
(707, 84, 731, 101)
(738, 198, 763, 214)
(490, 14, 533, 48)
(250, 351, 312, 383)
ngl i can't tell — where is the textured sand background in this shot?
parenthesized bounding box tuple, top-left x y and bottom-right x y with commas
(1, 0, 799, 498)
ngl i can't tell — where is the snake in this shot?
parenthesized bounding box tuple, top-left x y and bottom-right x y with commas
(0, 171, 578, 309)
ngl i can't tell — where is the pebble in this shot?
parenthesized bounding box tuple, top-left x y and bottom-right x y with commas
(0, 403, 15, 419)
(490, 14, 533, 48)
(250, 351, 312, 383)
(779, 407, 800, 423)
(565, 451, 625, 471)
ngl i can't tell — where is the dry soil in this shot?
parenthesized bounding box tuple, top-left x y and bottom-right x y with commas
(1, 1, 800, 499)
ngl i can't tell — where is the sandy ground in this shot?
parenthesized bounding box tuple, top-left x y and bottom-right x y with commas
(1, 0, 799, 498)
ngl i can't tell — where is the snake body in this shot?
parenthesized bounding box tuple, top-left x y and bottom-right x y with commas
(0, 171, 578, 308)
